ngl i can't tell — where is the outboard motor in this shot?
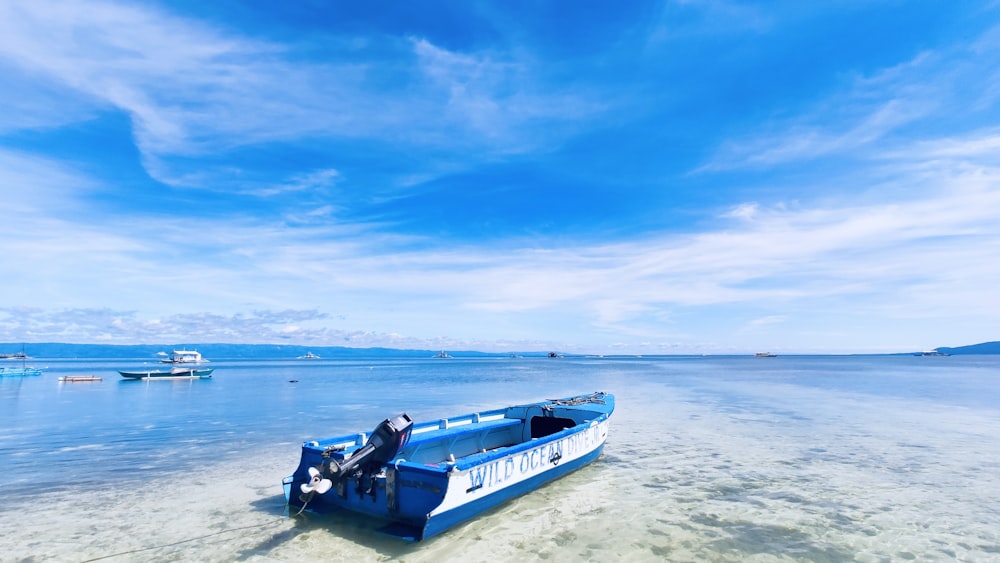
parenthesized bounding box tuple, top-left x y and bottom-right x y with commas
(327, 413, 414, 481)
(299, 413, 415, 504)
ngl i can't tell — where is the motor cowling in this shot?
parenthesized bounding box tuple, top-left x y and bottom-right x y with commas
(327, 413, 414, 481)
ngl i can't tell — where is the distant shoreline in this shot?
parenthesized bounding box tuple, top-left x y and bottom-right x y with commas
(2, 341, 998, 359)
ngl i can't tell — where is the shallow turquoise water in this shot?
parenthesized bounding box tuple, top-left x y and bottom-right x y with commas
(2, 355, 999, 561)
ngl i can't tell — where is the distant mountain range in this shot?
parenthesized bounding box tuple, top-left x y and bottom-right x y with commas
(0, 342, 536, 359)
(934, 341, 1000, 355)
(2, 341, 999, 358)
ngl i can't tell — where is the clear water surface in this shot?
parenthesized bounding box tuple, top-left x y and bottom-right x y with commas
(2, 355, 999, 561)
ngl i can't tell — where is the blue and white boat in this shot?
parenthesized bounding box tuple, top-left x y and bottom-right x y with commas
(1, 347, 42, 377)
(0, 366, 42, 377)
(283, 391, 614, 541)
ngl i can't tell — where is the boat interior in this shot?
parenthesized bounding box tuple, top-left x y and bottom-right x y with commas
(316, 407, 585, 467)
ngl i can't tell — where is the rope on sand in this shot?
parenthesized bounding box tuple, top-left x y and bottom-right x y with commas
(79, 516, 291, 562)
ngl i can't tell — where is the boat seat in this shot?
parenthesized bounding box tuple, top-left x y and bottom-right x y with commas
(400, 417, 523, 464)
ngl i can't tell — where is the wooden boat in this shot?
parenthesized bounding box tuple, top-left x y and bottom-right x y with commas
(118, 367, 214, 380)
(283, 391, 614, 541)
(58, 375, 103, 382)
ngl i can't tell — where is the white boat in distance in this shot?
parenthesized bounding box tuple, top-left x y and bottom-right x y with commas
(160, 350, 207, 363)
(297, 352, 321, 359)
(914, 349, 949, 356)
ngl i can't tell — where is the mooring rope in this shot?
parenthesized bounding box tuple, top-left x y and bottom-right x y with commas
(79, 511, 301, 562)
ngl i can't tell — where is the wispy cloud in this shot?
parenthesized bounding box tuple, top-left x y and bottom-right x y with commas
(698, 27, 998, 172)
(0, 2, 607, 195)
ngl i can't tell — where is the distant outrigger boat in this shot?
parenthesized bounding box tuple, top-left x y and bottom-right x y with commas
(119, 367, 214, 380)
(1, 366, 42, 377)
(160, 350, 206, 364)
(284, 391, 614, 541)
(0, 346, 42, 376)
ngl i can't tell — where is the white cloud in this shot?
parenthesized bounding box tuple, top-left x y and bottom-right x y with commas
(698, 32, 994, 171)
(723, 202, 760, 221)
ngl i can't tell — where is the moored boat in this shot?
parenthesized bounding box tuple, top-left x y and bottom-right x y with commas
(283, 391, 614, 541)
(58, 375, 103, 382)
(118, 367, 214, 380)
(0, 346, 41, 376)
(0, 366, 42, 377)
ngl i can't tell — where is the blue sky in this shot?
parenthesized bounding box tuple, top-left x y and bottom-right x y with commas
(1, 1, 998, 354)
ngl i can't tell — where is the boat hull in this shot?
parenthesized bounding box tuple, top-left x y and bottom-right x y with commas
(419, 422, 608, 540)
(284, 392, 613, 541)
(118, 368, 214, 380)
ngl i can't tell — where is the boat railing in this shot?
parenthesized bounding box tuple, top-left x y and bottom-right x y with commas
(408, 409, 507, 435)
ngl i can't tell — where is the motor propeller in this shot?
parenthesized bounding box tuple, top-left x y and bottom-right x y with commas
(300, 466, 332, 495)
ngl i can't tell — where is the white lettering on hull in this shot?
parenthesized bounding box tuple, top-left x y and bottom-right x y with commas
(431, 419, 609, 516)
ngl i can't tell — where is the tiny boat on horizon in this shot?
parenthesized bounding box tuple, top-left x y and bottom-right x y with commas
(283, 391, 614, 541)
